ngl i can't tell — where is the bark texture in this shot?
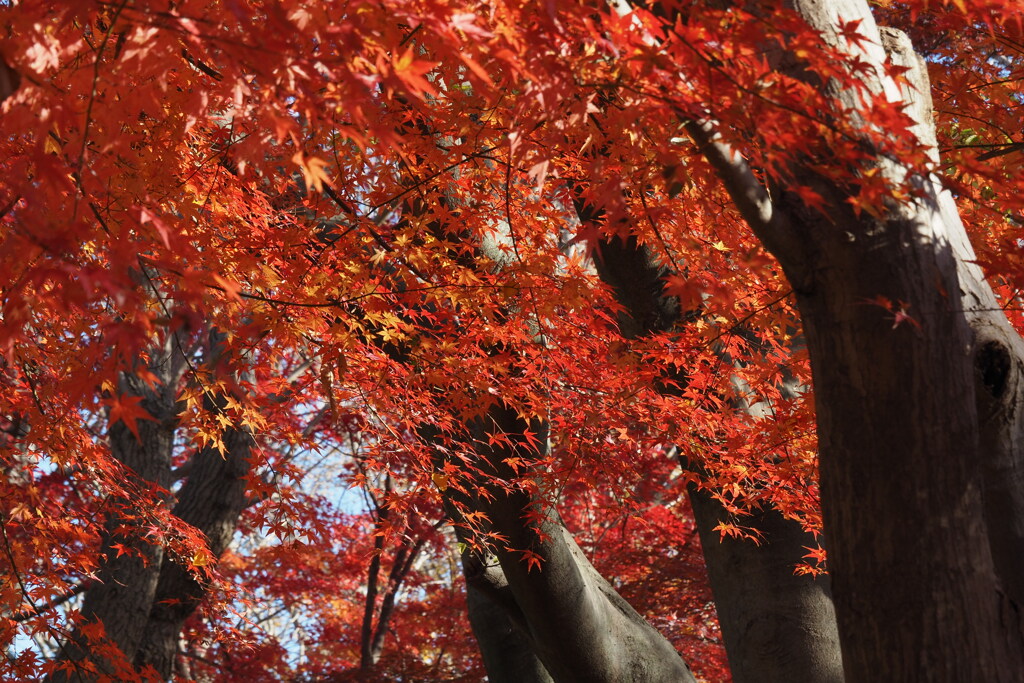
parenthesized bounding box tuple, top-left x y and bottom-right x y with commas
(447, 405, 696, 683)
(49, 357, 179, 683)
(690, 1, 1024, 678)
(50, 331, 256, 681)
(133, 423, 253, 678)
(687, 489, 841, 682)
(463, 573, 554, 683)
(879, 23, 1024, 619)
(589, 231, 843, 683)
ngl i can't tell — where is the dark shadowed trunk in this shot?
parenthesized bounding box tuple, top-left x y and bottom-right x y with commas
(50, 329, 257, 681)
(585, 226, 843, 682)
(689, 1, 1024, 678)
(462, 560, 553, 683)
(433, 403, 695, 683)
(687, 489, 840, 681)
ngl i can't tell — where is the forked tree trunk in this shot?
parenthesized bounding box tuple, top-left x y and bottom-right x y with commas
(48, 366, 178, 683)
(132, 331, 257, 678)
(50, 332, 256, 682)
(439, 405, 695, 682)
(133, 423, 253, 678)
(462, 567, 554, 683)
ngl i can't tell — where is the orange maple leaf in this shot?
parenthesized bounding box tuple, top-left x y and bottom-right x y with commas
(292, 152, 332, 194)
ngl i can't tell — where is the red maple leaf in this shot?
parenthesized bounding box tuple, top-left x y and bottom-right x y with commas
(107, 394, 157, 441)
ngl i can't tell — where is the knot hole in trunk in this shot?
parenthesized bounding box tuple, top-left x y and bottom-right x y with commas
(976, 341, 1011, 399)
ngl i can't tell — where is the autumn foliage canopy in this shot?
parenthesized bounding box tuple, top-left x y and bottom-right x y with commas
(0, 0, 1022, 680)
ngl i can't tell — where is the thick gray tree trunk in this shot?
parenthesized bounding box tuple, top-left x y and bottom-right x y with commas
(588, 228, 843, 683)
(49, 356, 180, 682)
(133, 423, 253, 678)
(132, 331, 256, 678)
(687, 490, 840, 682)
(462, 562, 554, 683)
(689, 1, 1024, 678)
(441, 405, 696, 683)
(50, 331, 255, 681)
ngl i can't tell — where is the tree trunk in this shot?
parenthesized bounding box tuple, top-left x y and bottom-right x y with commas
(49, 367, 178, 682)
(447, 404, 696, 683)
(462, 567, 554, 683)
(392, 177, 695, 680)
(688, 488, 841, 682)
(133, 423, 253, 678)
(423, 425, 554, 682)
(789, 202, 1024, 680)
(584, 217, 843, 682)
(51, 329, 257, 681)
(878, 26, 1024, 621)
(690, 1, 1024, 678)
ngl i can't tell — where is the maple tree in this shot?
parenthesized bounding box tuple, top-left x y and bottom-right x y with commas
(2, 0, 1024, 681)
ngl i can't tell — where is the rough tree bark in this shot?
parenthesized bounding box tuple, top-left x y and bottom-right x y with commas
(48, 349, 182, 683)
(132, 422, 253, 678)
(462, 582, 554, 683)
(442, 491, 552, 683)
(688, 0, 1024, 678)
(50, 331, 256, 681)
(424, 363, 694, 682)
(585, 224, 843, 682)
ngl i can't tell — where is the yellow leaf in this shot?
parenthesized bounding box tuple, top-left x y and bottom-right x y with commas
(432, 472, 449, 492)
(394, 45, 414, 72)
(44, 133, 62, 155)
